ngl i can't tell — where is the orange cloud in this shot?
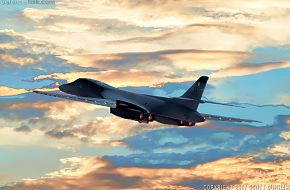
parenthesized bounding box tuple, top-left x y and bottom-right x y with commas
(45, 116, 150, 144)
(21, 0, 290, 53)
(35, 49, 271, 86)
(265, 127, 290, 157)
(4, 99, 154, 144)
(0, 43, 17, 50)
(0, 54, 34, 66)
(59, 54, 123, 68)
(35, 49, 289, 85)
(0, 86, 27, 96)
(60, 49, 251, 71)
(5, 156, 289, 190)
(211, 61, 290, 78)
(33, 70, 194, 87)
(161, 50, 252, 72)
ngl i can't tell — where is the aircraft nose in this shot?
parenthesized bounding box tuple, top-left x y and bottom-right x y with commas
(59, 84, 69, 93)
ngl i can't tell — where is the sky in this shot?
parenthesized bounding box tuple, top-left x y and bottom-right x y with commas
(0, 0, 290, 189)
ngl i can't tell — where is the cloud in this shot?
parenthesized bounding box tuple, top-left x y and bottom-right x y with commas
(0, 127, 79, 148)
(33, 49, 290, 86)
(261, 116, 290, 158)
(3, 98, 107, 122)
(3, 157, 144, 190)
(33, 70, 196, 87)
(1, 98, 154, 145)
(0, 53, 35, 66)
(211, 61, 290, 78)
(104, 114, 290, 168)
(2, 156, 290, 190)
(0, 30, 88, 94)
(0, 43, 17, 50)
(0, 93, 288, 187)
(0, 86, 27, 96)
(0, 30, 84, 89)
(14, 125, 32, 133)
(0, 30, 71, 56)
(108, 22, 261, 50)
(44, 116, 150, 144)
(19, 0, 290, 53)
(59, 49, 251, 72)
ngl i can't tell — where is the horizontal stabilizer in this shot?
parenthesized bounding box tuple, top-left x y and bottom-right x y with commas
(33, 90, 117, 108)
(199, 100, 245, 108)
(202, 113, 261, 123)
(176, 97, 245, 108)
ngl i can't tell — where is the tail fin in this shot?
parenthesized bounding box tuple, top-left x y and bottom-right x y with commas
(179, 76, 244, 110)
(181, 76, 208, 100)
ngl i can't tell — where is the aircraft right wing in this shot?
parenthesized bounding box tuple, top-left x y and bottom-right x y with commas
(33, 90, 117, 108)
(201, 113, 261, 123)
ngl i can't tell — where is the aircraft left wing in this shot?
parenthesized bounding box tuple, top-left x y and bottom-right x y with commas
(201, 113, 261, 123)
(33, 90, 117, 108)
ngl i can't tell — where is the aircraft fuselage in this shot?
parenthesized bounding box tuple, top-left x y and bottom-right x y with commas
(59, 78, 205, 126)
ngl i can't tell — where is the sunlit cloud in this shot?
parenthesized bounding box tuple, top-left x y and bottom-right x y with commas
(0, 30, 71, 55)
(0, 53, 35, 66)
(20, 0, 290, 53)
(59, 49, 251, 72)
(44, 116, 149, 144)
(0, 86, 27, 96)
(2, 98, 152, 145)
(34, 49, 290, 86)
(0, 127, 79, 149)
(211, 61, 290, 78)
(264, 118, 290, 158)
(3, 155, 289, 190)
(33, 70, 194, 87)
(0, 43, 17, 50)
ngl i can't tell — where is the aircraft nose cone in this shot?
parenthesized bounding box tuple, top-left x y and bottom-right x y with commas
(59, 84, 68, 93)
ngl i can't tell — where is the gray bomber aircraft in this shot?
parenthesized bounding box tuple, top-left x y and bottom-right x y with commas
(33, 76, 258, 126)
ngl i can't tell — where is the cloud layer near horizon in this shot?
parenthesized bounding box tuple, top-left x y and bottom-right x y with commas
(2, 155, 289, 190)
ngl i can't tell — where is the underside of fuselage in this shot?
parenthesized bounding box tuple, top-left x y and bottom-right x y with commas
(110, 100, 199, 126)
(110, 106, 196, 126)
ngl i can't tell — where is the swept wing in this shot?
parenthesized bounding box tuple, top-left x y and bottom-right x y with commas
(33, 90, 117, 108)
(202, 113, 261, 123)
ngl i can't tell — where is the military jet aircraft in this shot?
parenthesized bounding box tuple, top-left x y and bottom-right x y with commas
(33, 76, 258, 126)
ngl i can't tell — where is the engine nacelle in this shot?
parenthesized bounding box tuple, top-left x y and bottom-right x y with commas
(179, 120, 195, 126)
(110, 108, 140, 121)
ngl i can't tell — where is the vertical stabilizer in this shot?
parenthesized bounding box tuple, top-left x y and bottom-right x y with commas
(181, 76, 208, 110)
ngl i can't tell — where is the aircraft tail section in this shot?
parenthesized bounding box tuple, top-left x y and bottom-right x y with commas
(180, 76, 208, 110)
(181, 76, 208, 100)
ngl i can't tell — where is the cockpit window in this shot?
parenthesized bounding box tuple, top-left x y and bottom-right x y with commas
(73, 78, 114, 89)
(86, 79, 112, 88)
